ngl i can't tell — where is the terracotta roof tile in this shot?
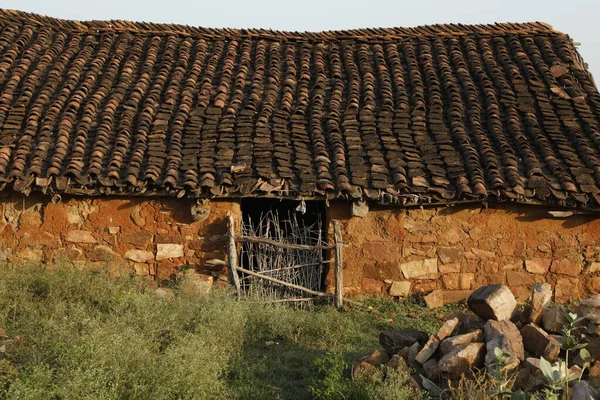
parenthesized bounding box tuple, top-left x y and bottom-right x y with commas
(0, 9, 599, 208)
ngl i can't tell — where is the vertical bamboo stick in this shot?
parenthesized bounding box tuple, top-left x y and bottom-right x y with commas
(332, 220, 343, 308)
(227, 215, 241, 294)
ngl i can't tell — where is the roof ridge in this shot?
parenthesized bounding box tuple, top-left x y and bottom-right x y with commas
(0, 8, 559, 41)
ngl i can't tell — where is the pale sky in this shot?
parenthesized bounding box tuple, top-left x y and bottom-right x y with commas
(4, 0, 600, 80)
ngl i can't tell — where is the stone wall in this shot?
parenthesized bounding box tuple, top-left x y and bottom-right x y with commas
(5, 191, 600, 304)
(0, 191, 240, 282)
(326, 201, 600, 303)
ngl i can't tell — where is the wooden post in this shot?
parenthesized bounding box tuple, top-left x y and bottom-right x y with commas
(332, 220, 343, 308)
(227, 215, 241, 294)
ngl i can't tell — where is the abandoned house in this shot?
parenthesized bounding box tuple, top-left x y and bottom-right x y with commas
(1, 9, 600, 303)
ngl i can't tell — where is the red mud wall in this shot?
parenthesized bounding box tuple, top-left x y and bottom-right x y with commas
(326, 201, 600, 303)
(0, 192, 240, 282)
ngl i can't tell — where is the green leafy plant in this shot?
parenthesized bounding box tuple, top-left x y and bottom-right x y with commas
(309, 350, 352, 400)
(486, 347, 527, 400)
(487, 348, 514, 399)
(577, 348, 594, 382)
(537, 357, 580, 400)
(356, 363, 419, 400)
(557, 311, 587, 397)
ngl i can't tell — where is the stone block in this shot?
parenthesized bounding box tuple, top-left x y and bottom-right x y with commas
(571, 381, 600, 400)
(541, 305, 569, 333)
(538, 244, 552, 253)
(484, 320, 524, 371)
(133, 262, 149, 275)
(438, 263, 461, 273)
(361, 277, 384, 294)
(415, 336, 441, 365)
(18, 248, 43, 262)
(460, 273, 474, 289)
(440, 329, 483, 355)
(124, 249, 154, 263)
(438, 342, 485, 379)
(446, 227, 468, 244)
(0, 248, 11, 262)
(421, 234, 437, 243)
(66, 206, 83, 225)
(506, 271, 545, 286)
(587, 337, 600, 361)
(503, 261, 523, 270)
(555, 277, 580, 303)
(455, 313, 486, 334)
(476, 273, 506, 286)
(579, 295, 600, 330)
(438, 247, 464, 264)
(351, 201, 369, 218)
(55, 246, 83, 261)
(156, 234, 185, 244)
(379, 329, 429, 355)
(122, 231, 153, 247)
(525, 259, 552, 274)
(468, 227, 483, 241)
(442, 273, 461, 290)
(65, 230, 97, 244)
(364, 260, 401, 280)
(362, 242, 395, 261)
(443, 290, 473, 304)
(130, 207, 145, 227)
(389, 280, 411, 297)
(422, 358, 441, 380)
(551, 259, 582, 276)
(415, 319, 458, 364)
(188, 240, 203, 251)
(511, 286, 533, 303)
(520, 323, 560, 361)
(425, 289, 444, 308)
(20, 209, 42, 228)
(467, 284, 517, 321)
(181, 271, 214, 295)
(528, 283, 552, 324)
(471, 248, 496, 259)
(437, 317, 459, 339)
(86, 245, 116, 262)
(39, 232, 61, 249)
(413, 281, 439, 294)
(407, 341, 422, 366)
(156, 243, 184, 260)
(358, 349, 389, 367)
(587, 262, 600, 274)
(499, 242, 517, 256)
(401, 258, 438, 279)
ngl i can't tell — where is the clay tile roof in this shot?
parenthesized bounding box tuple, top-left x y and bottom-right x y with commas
(1, 9, 600, 209)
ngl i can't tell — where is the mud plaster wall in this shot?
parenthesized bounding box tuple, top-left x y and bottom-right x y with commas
(326, 201, 600, 303)
(0, 191, 240, 282)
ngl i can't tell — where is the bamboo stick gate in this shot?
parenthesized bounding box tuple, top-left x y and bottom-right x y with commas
(226, 215, 344, 308)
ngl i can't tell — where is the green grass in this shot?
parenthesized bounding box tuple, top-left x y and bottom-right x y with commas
(0, 265, 464, 399)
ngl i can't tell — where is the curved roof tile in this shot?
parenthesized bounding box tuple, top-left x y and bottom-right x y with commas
(0, 9, 599, 209)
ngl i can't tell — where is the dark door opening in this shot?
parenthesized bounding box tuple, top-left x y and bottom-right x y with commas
(239, 198, 327, 298)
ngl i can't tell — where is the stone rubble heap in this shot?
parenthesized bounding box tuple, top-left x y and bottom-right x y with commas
(354, 283, 600, 399)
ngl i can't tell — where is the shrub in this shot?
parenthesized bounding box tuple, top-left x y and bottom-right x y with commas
(0, 266, 243, 399)
(0, 266, 445, 399)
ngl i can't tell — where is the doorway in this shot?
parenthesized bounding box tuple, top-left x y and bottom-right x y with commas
(239, 198, 327, 298)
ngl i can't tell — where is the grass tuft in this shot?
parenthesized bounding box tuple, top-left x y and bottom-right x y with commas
(0, 266, 456, 399)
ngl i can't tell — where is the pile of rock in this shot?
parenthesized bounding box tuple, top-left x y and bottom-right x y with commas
(354, 283, 600, 398)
